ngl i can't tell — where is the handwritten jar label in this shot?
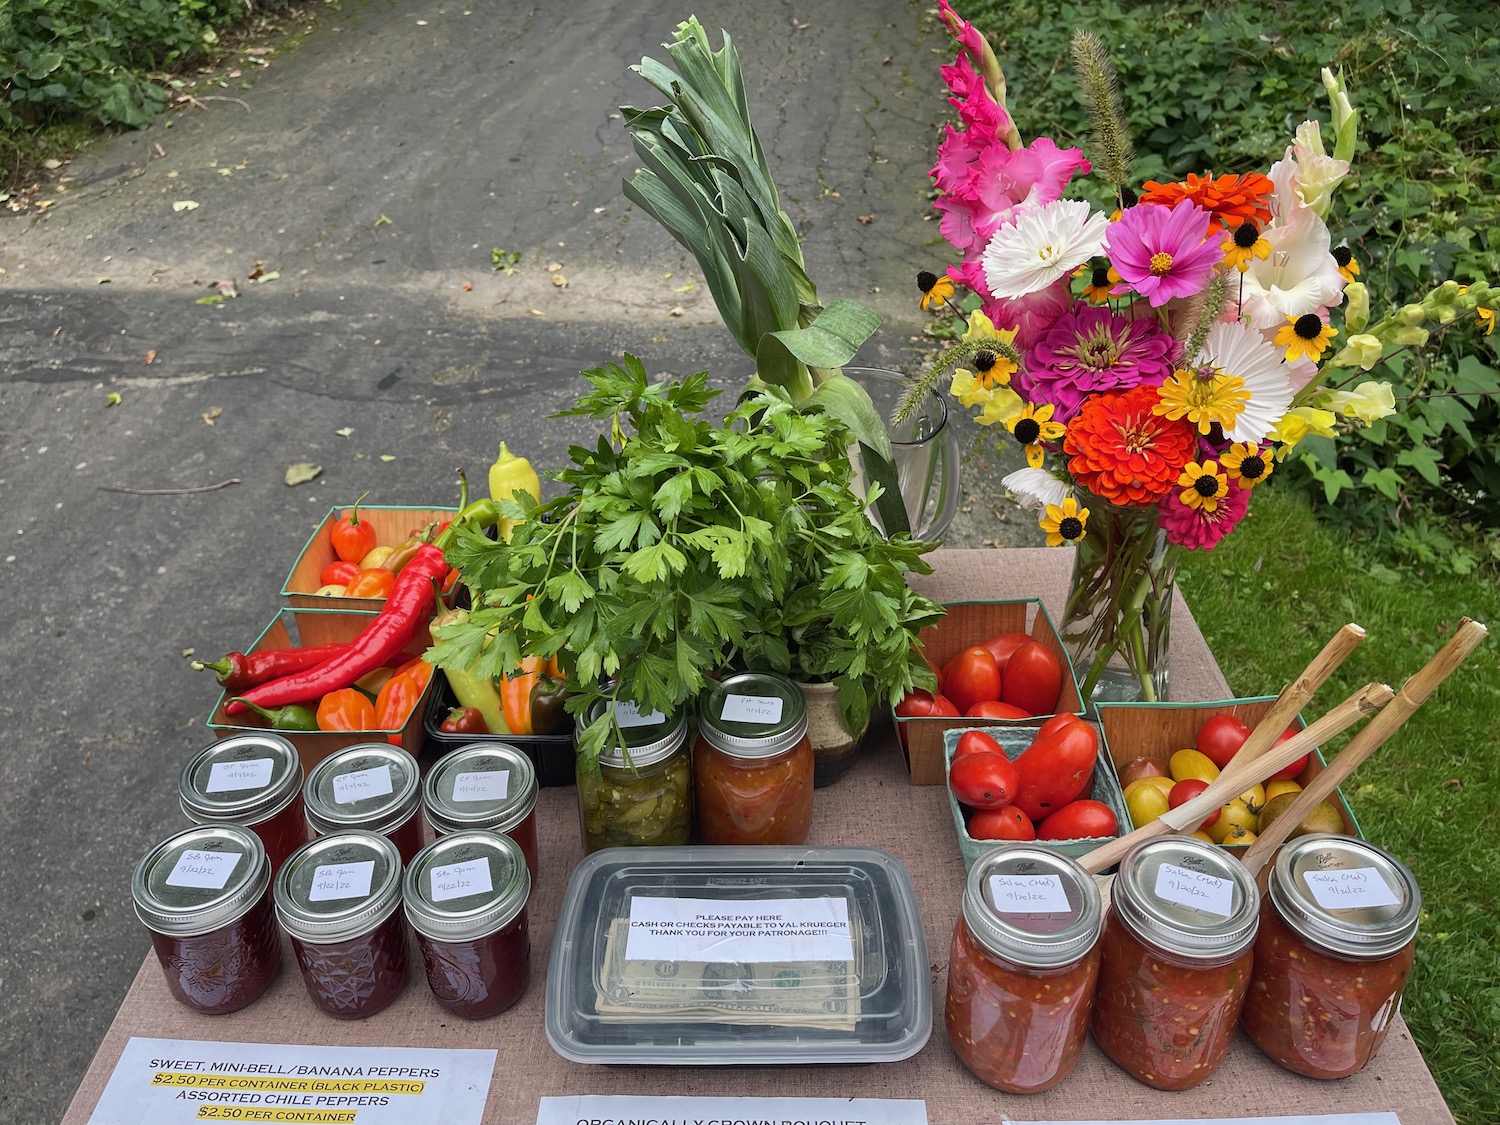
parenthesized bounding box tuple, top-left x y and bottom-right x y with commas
(308, 860, 376, 902)
(1154, 862, 1234, 917)
(624, 896, 854, 963)
(205, 758, 274, 793)
(332, 764, 393, 804)
(989, 873, 1071, 914)
(165, 850, 242, 890)
(614, 700, 667, 728)
(431, 858, 493, 903)
(1304, 866, 1401, 911)
(451, 771, 509, 803)
(721, 694, 784, 724)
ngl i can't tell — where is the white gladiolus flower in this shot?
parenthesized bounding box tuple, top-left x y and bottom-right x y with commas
(1238, 206, 1346, 330)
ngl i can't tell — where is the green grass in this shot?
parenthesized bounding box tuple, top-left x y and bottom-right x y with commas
(1178, 487, 1500, 1122)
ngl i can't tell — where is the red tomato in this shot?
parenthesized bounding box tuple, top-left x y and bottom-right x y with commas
(1196, 713, 1252, 769)
(999, 641, 1063, 716)
(949, 751, 1018, 810)
(319, 560, 360, 587)
(954, 730, 1004, 759)
(1269, 725, 1311, 781)
(1036, 712, 1083, 739)
(892, 689, 960, 750)
(968, 805, 1035, 841)
(941, 647, 1003, 715)
(1168, 778, 1220, 829)
(1036, 799, 1118, 841)
(1012, 721, 1099, 822)
(966, 700, 1032, 719)
(980, 632, 1032, 672)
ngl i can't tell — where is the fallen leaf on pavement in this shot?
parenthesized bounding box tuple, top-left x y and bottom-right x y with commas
(373, 214, 393, 228)
(284, 462, 322, 486)
(105, 392, 122, 407)
(858, 213, 876, 224)
(551, 274, 569, 288)
(791, 17, 811, 29)
(172, 200, 200, 212)
(673, 282, 695, 293)
(210, 279, 239, 297)
(154, 143, 166, 156)
(546, 261, 563, 272)
(181, 648, 196, 658)
(460, 281, 473, 292)
(525, 308, 543, 316)
(379, 455, 396, 462)
(143, 350, 157, 364)
(335, 427, 354, 437)
(255, 271, 279, 283)
(668, 306, 685, 317)
(202, 407, 223, 426)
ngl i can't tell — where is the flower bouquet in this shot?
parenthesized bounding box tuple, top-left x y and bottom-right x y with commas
(905, 0, 1495, 702)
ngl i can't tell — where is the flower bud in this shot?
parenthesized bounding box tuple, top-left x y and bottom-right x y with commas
(1330, 333, 1384, 371)
(1321, 67, 1359, 164)
(1390, 325, 1430, 347)
(1398, 304, 1426, 326)
(1343, 282, 1370, 332)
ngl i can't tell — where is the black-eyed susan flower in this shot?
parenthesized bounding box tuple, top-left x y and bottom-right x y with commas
(1080, 263, 1121, 305)
(1221, 221, 1271, 272)
(1040, 496, 1089, 546)
(1176, 460, 1229, 512)
(1274, 313, 1338, 363)
(917, 270, 955, 312)
(1332, 245, 1360, 285)
(1153, 365, 1251, 435)
(1220, 442, 1274, 489)
(1006, 402, 1066, 468)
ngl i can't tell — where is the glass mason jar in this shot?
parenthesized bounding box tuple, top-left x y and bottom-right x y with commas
(946, 845, 1103, 1094)
(423, 743, 539, 887)
(1243, 834, 1421, 1079)
(1090, 836, 1259, 1090)
(576, 699, 691, 853)
(695, 671, 813, 846)
(403, 830, 531, 1020)
(274, 831, 410, 1019)
(132, 823, 281, 1014)
(179, 733, 306, 876)
(303, 744, 423, 865)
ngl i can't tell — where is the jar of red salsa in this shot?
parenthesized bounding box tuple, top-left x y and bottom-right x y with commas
(694, 672, 812, 846)
(946, 845, 1103, 1093)
(274, 831, 410, 1019)
(179, 734, 306, 876)
(132, 824, 281, 1014)
(403, 830, 531, 1020)
(303, 744, 423, 865)
(423, 743, 539, 887)
(1243, 834, 1420, 1079)
(1090, 836, 1259, 1090)
(576, 699, 692, 853)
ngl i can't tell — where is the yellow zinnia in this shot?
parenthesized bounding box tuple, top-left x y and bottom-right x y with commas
(1153, 367, 1251, 435)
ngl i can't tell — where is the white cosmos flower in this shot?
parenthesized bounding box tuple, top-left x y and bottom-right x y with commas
(1195, 321, 1294, 443)
(1238, 206, 1346, 330)
(1002, 467, 1070, 512)
(982, 199, 1108, 299)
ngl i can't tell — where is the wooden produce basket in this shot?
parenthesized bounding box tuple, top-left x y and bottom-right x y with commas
(896, 598, 1085, 785)
(1096, 697, 1364, 856)
(281, 505, 458, 611)
(206, 607, 436, 770)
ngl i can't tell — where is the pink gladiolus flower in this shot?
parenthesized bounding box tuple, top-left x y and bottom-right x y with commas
(979, 280, 1073, 352)
(1107, 202, 1222, 307)
(1159, 481, 1250, 550)
(971, 138, 1091, 234)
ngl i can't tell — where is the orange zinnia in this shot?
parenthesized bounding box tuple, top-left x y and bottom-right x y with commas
(1064, 385, 1199, 506)
(1139, 171, 1274, 229)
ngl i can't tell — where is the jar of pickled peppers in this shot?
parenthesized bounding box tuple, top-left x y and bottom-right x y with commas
(576, 699, 691, 853)
(179, 733, 305, 876)
(303, 744, 423, 865)
(694, 672, 813, 846)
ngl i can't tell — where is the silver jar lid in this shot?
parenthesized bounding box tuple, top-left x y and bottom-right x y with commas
(696, 671, 809, 759)
(273, 830, 404, 944)
(402, 830, 530, 943)
(1112, 836, 1259, 959)
(179, 733, 302, 826)
(303, 744, 421, 836)
(582, 696, 688, 770)
(423, 743, 538, 835)
(132, 824, 271, 938)
(1269, 834, 1421, 959)
(963, 845, 1102, 969)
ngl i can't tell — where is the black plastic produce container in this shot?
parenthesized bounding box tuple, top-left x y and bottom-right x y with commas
(422, 670, 576, 787)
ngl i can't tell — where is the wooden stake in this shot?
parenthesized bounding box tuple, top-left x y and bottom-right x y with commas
(1233, 623, 1366, 767)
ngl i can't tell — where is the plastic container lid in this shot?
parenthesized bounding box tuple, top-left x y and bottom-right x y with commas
(423, 743, 538, 835)
(964, 845, 1102, 969)
(1270, 833, 1421, 959)
(273, 830, 404, 945)
(545, 845, 930, 1066)
(697, 672, 809, 759)
(179, 733, 302, 826)
(403, 830, 530, 943)
(1112, 836, 1259, 959)
(132, 824, 270, 938)
(304, 744, 421, 837)
(581, 697, 687, 770)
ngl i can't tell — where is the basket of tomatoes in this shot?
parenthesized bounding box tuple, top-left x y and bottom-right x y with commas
(281, 498, 460, 611)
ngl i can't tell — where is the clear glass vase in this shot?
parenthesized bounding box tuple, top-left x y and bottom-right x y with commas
(1060, 498, 1177, 704)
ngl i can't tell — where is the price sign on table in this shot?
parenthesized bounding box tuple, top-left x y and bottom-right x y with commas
(537, 1096, 927, 1124)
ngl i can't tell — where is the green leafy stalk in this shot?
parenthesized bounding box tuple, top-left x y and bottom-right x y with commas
(1070, 30, 1133, 192)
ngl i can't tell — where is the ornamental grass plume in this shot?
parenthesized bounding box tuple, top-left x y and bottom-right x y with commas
(1070, 29, 1134, 193)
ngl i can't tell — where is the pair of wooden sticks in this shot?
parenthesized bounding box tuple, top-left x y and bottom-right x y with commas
(1080, 617, 1489, 877)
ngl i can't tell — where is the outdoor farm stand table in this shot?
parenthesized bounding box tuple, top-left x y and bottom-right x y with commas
(62, 548, 1456, 1125)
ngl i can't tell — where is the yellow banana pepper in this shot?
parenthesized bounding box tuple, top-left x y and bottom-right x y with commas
(488, 441, 541, 542)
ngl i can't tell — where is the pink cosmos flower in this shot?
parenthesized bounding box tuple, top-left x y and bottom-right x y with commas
(1106, 202, 1222, 307)
(1159, 480, 1250, 550)
(1017, 304, 1181, 420)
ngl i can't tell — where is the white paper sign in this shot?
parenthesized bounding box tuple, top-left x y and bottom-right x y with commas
(205, 758, 273, 793)
(332, 764, 393, 804)
(613, 700, 666, 727)
(431, 858, 492, 903)
(989, 873, 1071, 913)
(164, 850, 241, 891)
(1304, 867, 1401, 910)
(624, 896, 854, 963)
(451, 770, 509, 802)
(536, 1096, 928, 1125)
(1021, 1115, 1400, 1125)
(87, 1036, 495, 1125)
(1154, 862, 1234, 917)
(309, 861, 375, 903)
(721, 692, 784, 724)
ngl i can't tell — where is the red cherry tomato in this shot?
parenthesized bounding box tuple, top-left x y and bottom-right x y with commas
(980, 632, 1032, 672)
(319, 560, 360, 587)
(1269, 725, 1311, 781)
(1036, 711, 1084, 739)
(966, 700, 1032, 719)
(1196, 713, 1252, 769)
(954, 730, 1005, 760)
(999, 641, 1064, 716)
(1036, 799, 1118, 841)
(1168, 778, 1221, 829)
(967, 805, 1035, 841)
(1012, 721, 1099, 822)
(941, 646, 1003, 715)
(949, 751, 1019, 810)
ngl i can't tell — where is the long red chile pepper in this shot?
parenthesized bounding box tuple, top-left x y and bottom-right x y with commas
(224, 545, 449, 715)
(192, 644, 351, 692)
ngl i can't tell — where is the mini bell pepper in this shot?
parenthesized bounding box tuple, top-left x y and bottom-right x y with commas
(330, 493, 377, 563)
(499, 658, 570, 736)
(499, 657, 543, 735)
(316, 688, 377, 732)
(320, 560, 361, 587)
(488, 442, 541, 542)
(344, 568, 396, 599)
(439, 706, 489, 736)
(528, 674, 571, 735)
(358, 545, 395, 570)
(231, 698, 320, 731)
(374, 669, 426, 739)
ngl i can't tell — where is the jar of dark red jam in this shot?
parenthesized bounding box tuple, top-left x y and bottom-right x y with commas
(132, 824, 281, 1014)
(1243, 834, 1420, 1079)
(403, 830, 531, 1019)
(179, 734, 305, 876)
(273, 831, 410, 1019)
(946, 845, 1103, 1093)
(576, 699, 692, 853)
(303, 744, 422, 865)
(1090, 836, 1259, 1090)
(423, 743, 539, 886)
(694, 672, 813, 846)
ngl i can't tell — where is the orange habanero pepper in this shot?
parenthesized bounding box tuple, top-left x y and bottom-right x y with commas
(316, 688, 377, 732)
(374, 669, 428, 743)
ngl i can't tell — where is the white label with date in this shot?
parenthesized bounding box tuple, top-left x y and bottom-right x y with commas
(1304, 867, 1400, 910)
(989, 873, 1071, 913)
(164, 850, 242, 890)
(308, 860, 375, 902)
(205, 758, 274, 793)
(431, 858, 493, 902)
(1155, 863, 1234, 917)
(614, 700, 666, 727)
(332, 764, 393, 804)
(624, 896, 853, 963)
(720, 693, 784, 724)
(452, 770, 509, 802)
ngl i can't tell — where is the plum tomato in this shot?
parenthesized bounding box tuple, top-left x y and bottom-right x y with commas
(949, 751, 1019, 810)
(966, 700, 1032, 719)
(967, 804, 1035, 842)
(894, 689, 960, 719)
(1167, 778, 1220, 829)
(954, 730, 1005, 760)
(979, 632, 1032, 672)
(999, 641, 1063, 717)
(941, 646, 1003, 715)
(1036, 799, 1118, 841)
(1268, 725, 1311, 781)
(1012, 720, 1098, 822)
(1196, 712, 1252, 769)
(1036, 711, 1083, 739)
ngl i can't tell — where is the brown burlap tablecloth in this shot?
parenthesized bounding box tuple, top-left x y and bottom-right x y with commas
(62, 549, 1454, 1124)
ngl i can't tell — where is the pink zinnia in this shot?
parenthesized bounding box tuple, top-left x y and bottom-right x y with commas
(1106, 202, 1221, 307)
(1159, 482, 1250, 550)
(1017, 304, 1181, 420)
